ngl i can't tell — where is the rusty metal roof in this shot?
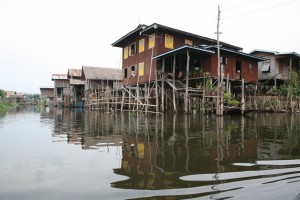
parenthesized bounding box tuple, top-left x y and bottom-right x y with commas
(67, 69, 82, 78)
(51, 74, 68, 80)
(81, 66, 122, 81)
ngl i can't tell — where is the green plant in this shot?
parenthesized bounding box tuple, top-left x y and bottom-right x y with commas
(228, 99, 239, 106)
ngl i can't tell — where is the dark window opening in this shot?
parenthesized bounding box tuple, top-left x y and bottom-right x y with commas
(221, 57, 227, 64)
(124, 68, 128, 79)
(131, 65, 136, 77)
(236, 60, 241, 73)
(236, 60, 242, 79)
(129, 43, 136, 56)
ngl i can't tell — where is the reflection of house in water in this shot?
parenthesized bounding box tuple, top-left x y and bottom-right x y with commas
(112, 116, 258, 190)
(52, 108, 122, 149)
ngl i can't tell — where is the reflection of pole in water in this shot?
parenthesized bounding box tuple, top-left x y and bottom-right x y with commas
(211, 116, 224, 199)
(183, 115, 190, 173)
(172, 114, 177, 170)
(240, 115, 245, 152)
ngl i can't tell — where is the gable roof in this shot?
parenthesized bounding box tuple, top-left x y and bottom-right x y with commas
(112, 24, 148, 47)
(81, 66, 122, 81)
(205, 46, 266, 61)
(52, 74, 68, 80)
(67, 69, 82, 78)
(112, 23, 242, 51)
(153, 45, 215, 60)
(250, 49, 300, 58)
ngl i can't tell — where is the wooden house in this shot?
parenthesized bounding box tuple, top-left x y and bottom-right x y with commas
(5, 91, 16, 98)
(51, 74, 69, 107)
(40, 86, 54, 106)
(67, 69, 85, 108)
(81, 66, 122, 109)
(250, 50, 300, 93)
(112, 23, 264, 113)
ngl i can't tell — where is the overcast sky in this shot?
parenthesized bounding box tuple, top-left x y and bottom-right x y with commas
(0, 0, 299, 94)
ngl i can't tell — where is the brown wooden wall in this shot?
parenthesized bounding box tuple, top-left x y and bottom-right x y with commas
(121, 28, 258, 85)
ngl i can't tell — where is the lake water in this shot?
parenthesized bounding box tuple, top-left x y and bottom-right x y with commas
(0, 106, 300, 200)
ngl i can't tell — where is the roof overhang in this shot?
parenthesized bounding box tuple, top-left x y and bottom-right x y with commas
(208, 47, 265, 62)
(141, 23, 243, 51)
(112, 24, 148, 47)
(153, 45, 215, 60)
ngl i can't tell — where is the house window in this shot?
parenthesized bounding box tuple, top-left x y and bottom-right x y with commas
(131, 65, 136, 77)
(249, 64, 252, 69)
(129, 43, 136, 56)
(124, 47, 128, 59)
(262, 63, 270, 73)
(139, 62, 144, 76)
(165, 34, 174, 49)
(124, 68, 128, 79)
(149, 34, 155, 49)
(139, 39, 145, 53)
(221, 57, 227, 64)
(236, 60, 242, 79)
(185, 39, 193, 46)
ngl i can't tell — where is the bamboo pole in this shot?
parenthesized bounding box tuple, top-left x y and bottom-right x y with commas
(241, 79, 245, 114)
(185, 50, 190, 113)
(172, 55, 177, 112)
(162, 58, 165, 112)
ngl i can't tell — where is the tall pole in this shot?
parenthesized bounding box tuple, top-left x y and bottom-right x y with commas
(216, 5, 223, 115)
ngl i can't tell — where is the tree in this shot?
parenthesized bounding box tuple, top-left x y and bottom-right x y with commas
(0, 89, 5, 99)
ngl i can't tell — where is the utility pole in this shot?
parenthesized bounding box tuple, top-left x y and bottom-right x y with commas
(215, 5, 223, 115)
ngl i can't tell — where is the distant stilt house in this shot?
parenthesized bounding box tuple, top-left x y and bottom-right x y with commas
(250, 50, 300, 94)
(81, 66, 122, 110)
(40, 86, 54, 106)
(5, 91, 16, 98)
(67, 69, 85, 108)
(52, 74, 69, 107)
(112, 23, 264, 113)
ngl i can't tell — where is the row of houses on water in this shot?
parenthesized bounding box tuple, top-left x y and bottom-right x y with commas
(40, 23, 300, 114)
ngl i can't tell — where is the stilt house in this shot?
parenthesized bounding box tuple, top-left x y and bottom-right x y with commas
(112, 23, 264, 113)
(81, 66, 122, 109)
(52, 74, 69, 107)
(67, 69, 85, 108)
(40, 86, 54, 106)
(250, 50, 300, 94)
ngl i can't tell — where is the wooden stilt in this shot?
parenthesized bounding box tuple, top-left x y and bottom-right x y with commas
(172, 55, 177, 112)
(162, 58, 165, 112)
(241, 79, 245, 114)
(185, 50, 190, 114)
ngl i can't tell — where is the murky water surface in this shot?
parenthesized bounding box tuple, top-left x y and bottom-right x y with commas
(0, 106, 300, 200)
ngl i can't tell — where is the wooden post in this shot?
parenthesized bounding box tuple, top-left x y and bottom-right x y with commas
(129, 87, 131, 110)
(172, 55, 177, 112)
(155, 76, 159, 113)
(226, 73, 229, 93)
(185, 50, 190, 113)
(202, 77, 206, 113)
(241, 79, 245, 114)
(162, 58, 165, 112)
(121, 88, 124, 111)
(215, 5, 223, 116)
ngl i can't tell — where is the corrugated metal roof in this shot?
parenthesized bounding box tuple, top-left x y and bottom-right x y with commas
(250, 49, 300, 58)
(67, 69, 82, 78)
(112, 24, 148, 47)
(112, 23, 242, 51)
(153, 45, 215, 60)
(141, 23, 243, 51)
(52, 74, 68, 80)
(206, 46, 265, 61)
(82, 66, 122, 81)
